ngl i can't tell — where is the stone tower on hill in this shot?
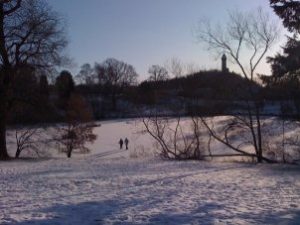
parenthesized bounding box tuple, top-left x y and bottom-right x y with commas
(222, 54, 229, 73)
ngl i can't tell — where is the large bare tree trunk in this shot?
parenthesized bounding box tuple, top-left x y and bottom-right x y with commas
(0, 4, 10, 160)
(67, 148, 72, 158)
(0, 105, 9, 160)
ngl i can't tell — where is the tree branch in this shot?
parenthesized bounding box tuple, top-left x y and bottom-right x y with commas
(3, 0, 22, 15)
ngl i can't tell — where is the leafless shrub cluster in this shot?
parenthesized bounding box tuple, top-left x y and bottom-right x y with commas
(262, 119, 300, 163)
(200, 116, 277, 163)
(142, 115, 206, 160)
(14, 125, 57, 159)
(15, 128, 39, 158)
(129, 145, 156, 159)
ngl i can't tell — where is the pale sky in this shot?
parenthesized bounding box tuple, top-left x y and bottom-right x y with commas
(48, 0, 287, 81)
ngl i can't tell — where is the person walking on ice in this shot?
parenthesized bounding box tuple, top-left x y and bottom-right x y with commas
(119, 138, 123, 149)
(124, 138, 129, 150)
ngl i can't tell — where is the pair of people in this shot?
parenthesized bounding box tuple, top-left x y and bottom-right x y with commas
(119, 138, 129, 150)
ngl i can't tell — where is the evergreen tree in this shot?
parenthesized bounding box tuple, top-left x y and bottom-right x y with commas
(265, 0, 300, 82)
(55, 70, 75, 99)
(39, 75, 49, 100)
(270, 0, 300, 33)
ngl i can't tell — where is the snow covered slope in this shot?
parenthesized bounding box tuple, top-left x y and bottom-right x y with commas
(2, 118, 300, 224)
(7, 117, 300, 161)
(1, 158, 300, 224)
(6, 119, 156, 159)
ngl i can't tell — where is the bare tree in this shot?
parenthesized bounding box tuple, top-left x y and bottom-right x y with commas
(15, 128, 38, 158)
(185, 62, 200, 75)
(141, 110, 206, 160)
(197, 8, 279, 80)
(95, 58, 138, 110)
(196, 8, 280, 163)
(75, 63, 96, 85)
(165, 58, 201, 77)
(165, 58, 185, 78)
(0, 0, 67, 160)
(55, 94, 97, 158)
(148, 65, 169, 82)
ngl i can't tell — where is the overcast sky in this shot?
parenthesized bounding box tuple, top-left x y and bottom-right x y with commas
(48, 0, 286, 80)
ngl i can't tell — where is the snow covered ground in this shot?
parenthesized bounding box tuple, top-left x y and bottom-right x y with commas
(1, 158, 300, 225)
(1, 118, 300, 224)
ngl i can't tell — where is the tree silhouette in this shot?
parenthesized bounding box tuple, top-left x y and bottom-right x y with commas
(0, 0, 67, 159)
(95, 58, 138, 110)
(148, 65, 169, 82)
(56, 70, 75, 99)
(266, 37, 300, 80)
(270, 0, 300, 33)
(264, 0, 300, 119)
(39, 75, 49, 101)
(56, 94, 97, 158)
(196, 8, 280, 163)
(75, 63, 96, 85)
(267, 0, 300, 80)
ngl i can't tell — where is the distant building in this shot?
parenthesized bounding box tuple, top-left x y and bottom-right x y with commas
(222, 54, 229, 73)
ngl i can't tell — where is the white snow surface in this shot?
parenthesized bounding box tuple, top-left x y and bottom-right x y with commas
(1, 118, 300, 224)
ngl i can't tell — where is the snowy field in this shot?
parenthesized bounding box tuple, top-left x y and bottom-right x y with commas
(1, 118, 300, 224)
